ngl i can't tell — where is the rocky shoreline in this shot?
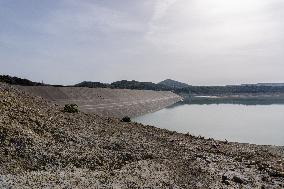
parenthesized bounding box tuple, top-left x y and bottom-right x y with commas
(0, 83, 283, 188)
(16, 85, 182, 118)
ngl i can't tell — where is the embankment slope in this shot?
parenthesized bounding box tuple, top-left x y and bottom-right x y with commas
(0, 83, 284, 188)
(16, 86, 181, 118)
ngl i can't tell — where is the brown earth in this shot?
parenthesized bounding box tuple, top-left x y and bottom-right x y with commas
(0, 83, 284, 188)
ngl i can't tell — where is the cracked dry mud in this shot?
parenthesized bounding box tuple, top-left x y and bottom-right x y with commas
(0, 83, 284, 188)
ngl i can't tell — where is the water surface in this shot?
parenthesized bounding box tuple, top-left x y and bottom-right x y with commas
(133, 100, 284, 146)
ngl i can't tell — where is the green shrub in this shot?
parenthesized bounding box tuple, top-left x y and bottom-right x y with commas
(63, 104, 79, 113)
(121, 116, 131, 122)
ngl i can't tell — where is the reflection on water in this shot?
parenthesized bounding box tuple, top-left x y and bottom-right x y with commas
(133, 97, 284, 146)
(169, 96, 284, 107)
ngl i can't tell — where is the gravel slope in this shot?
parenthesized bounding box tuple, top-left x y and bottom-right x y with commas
(16, 86, 182, 118)
(0, 83, 284, 188)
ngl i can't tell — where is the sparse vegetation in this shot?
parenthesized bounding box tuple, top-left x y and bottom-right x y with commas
(63, 104, 79, 113)
(121, 116, 131, 122)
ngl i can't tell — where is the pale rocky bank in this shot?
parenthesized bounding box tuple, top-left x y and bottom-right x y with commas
(0, 83, 284, 188)
(16, 85, 182, 118)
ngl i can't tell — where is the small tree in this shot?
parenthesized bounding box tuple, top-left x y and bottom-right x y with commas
(121, 116, 131, 122)
(63, 104, 79, 113)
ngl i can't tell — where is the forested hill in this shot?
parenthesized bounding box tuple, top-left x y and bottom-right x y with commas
(174, 85, 284, 95)
(110, 80, 172, 91)
(158, 79, 191, 89)
(74, 81, 110, 88)
(0, 75, 44, 86)
(1, 75, 284, 95)
(109, 80, 284, 95)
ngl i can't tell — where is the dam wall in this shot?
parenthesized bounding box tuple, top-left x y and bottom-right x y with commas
(16, 86, 182, 118)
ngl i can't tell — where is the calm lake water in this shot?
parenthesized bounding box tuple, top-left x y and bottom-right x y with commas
(133, 100, 284, 146)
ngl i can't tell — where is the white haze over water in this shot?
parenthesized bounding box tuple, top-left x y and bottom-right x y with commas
(0, 0, 284, 85)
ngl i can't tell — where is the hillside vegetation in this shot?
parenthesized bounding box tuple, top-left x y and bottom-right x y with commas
(0, 75, 44, 86)
(158, 79, 191, 89)
(2, 75, 284, 96)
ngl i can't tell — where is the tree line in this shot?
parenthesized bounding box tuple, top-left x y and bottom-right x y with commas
(2, 75, 284, 95)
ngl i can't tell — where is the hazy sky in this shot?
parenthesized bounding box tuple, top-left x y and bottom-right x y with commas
(1, 0, 284, 85)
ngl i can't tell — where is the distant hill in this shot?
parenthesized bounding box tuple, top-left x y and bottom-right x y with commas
(0, 75, 44, 86)
(74, 81, 110, 88)
(74, 80, 173, 91)
(241, 83, 284, 87)
(159, 79, 190, 89)
(2, 74, 284, 96)
(111, 80, 172, 91)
